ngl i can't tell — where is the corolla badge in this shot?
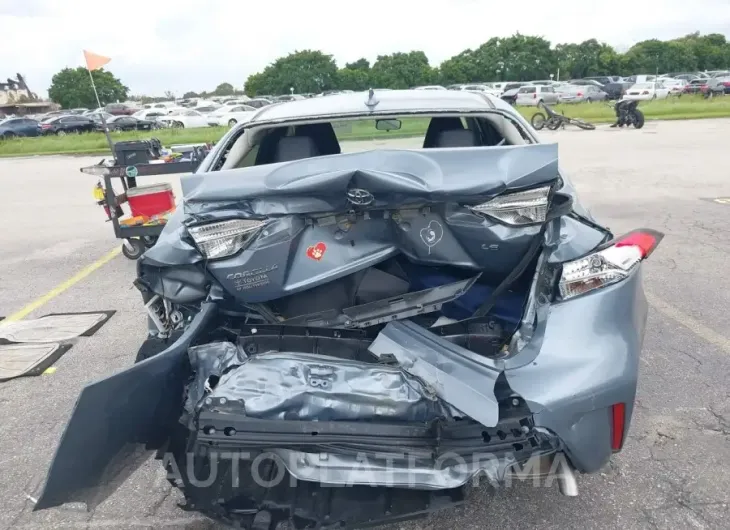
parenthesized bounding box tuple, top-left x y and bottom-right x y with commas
(347, 188, 374, 206)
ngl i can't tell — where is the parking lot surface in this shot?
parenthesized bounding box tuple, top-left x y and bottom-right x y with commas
(0, 119, 728, 529)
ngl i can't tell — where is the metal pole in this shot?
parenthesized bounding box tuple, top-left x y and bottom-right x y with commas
(87, 67, 116, 159)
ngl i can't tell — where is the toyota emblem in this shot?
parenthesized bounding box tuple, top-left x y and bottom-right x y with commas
(347, 188, 374, 206)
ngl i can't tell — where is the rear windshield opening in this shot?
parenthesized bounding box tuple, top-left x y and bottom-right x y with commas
(217, 112, 530, 171)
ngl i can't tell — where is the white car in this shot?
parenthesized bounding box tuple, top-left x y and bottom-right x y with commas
(623, 82, 670, 101)
(157, 109, 209, 129)
(459, 84, 501, 97)
(142, 101, 177, 110)
(413, 85, 447, 90)
(657, 78, 686, 95)
(133, 109, 169, 121)
(207, 105, 258, 127)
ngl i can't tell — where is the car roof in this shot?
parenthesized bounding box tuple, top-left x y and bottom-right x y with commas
(247, 89, 497, 124)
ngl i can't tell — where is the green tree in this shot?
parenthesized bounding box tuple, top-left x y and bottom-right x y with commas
(345, 58, 370, 71)
(370, 51, 435, 88)
(182, 91, 199, 99)
(48, 67, 128, 109)
(214, 82, 235, 96)
(337, 67, 371, 91)
(244, 50, 338, 95)
(164, 90, 176, 100)
(555, 39, 621, 79)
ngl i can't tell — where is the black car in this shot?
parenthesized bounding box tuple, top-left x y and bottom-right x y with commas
(98, 115, 159, 132)
(40, 115, 96, 135)
(0, 117, 41, 139)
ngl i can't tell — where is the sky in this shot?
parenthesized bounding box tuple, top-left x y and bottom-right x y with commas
(2, 0, 729, 98)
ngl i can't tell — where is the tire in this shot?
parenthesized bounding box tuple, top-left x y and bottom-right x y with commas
(570, 118, 596, 130)
(121, 238, 145, 259)
(1, 132, 15, 140)
(56, 130, 67, 136)
(172, 121, 184, 129)
(632, 109, 645, 129)
(530, 112, 547, 130)
(142, 236, 158, 248)
(586, 97, 592, 103)
(547, 119, 562, 131)
(228, 119, 237, 127)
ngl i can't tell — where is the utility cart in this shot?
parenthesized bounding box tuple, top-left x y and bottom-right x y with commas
(83, 139, 212, 259)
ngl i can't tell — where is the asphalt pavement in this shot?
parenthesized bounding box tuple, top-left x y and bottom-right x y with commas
(0, 119, 728, 529)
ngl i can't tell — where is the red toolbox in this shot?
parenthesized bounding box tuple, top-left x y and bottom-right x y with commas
(126, 183, 175, 217)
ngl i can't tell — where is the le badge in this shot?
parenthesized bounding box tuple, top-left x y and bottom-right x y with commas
(306, 242, 327, 261)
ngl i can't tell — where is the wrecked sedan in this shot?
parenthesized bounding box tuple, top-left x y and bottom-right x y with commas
(36, 90, 663, 528)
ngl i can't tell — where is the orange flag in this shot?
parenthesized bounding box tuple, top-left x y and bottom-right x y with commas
(83, 50, 111, 71)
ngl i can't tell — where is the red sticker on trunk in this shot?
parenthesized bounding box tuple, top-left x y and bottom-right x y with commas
(306, 242, 327, 261)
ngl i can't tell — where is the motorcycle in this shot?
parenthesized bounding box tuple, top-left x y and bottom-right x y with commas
(609, 99, 645, 129)
(530, 103, 596, 131)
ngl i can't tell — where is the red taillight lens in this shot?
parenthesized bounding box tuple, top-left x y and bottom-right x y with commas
(614, 231, 659, 258)
(723, 82, 730, 87)
(41, 124, 51, 129)
(611, 403, 626, 451)
(576, 92, 583, 97)
(533, 93, 537, 99)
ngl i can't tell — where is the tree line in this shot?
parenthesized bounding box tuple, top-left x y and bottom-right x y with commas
(45, 31, 730, 108)
(243, 32, 730, 96)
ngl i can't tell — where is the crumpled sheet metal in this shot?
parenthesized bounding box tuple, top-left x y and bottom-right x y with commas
(185, 341, 245, 415)
(203, 351, 451, 422)
(0, 313, 111, 344)
(181, 144, 559, 216)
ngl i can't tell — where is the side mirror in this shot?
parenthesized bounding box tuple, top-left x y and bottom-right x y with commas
(375, 119, 402, 132)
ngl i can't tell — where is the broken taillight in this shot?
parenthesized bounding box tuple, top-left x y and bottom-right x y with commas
(611, 402, 626, 451)
(468, 186, 551, 225)
(558, 229, 664, 300)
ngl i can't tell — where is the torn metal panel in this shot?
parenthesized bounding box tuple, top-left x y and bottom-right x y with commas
(0, 343, 72, 381)
(0, 312, 114, 344)
(181, 144, 560, 216)
(368, 320, 502, 427)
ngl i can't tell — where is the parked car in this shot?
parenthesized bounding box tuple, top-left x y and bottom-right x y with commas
(682, 78, 710, 95)
(500, 82, 529, 104)
(413, 85, 447, 90)
(658, 78, 687, 96)
(193, 104, 222, 114)
(132, 109, 168, 121)
(0, 117, 41, 139)
(559, 84, 608, 103)
(515, 84, 561, 106)
(207, 104, 258, 127)
(459, 84, 501, 97)
(623, 82, 670, 101)
(85, 112, 115, 125)
(105, 103, 138, 116)
(40, 115, 96, 135)
(142, 102, 177, 111)
(98, 115, 159, 132)
(36, 89, 664, 529)
(274, 95, 306, 102)
(702, 77, 729, 97)
(245, 98, 273, 109)
(156, 109, 209, 129)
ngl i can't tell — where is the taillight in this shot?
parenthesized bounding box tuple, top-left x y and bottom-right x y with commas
(576, 92, 583, 97)
(468, 186, 550, 225)
(611, 403, 626, 451)
(557, 228, 664, 300)
(533, 93, 537, 99)
(723, 82, 730, 87)
(41, 123, 51, 129)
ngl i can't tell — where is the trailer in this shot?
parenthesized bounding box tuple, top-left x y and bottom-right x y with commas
(82, 139, 212, 259)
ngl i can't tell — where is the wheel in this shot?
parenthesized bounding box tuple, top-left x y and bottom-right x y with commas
(530, 112, 547, 130)
(547, 119, 562, 131)
(142, 236, 158, 248)
(228, 119, 237, 127)
(632, 109, 645, 129)
(1, 132, 15, 140)
(586, 97, 592, 103)
(56, 130, 67, 136)
(121, 238, 145, 259)
(172, 121, 184, 128)
(570, 118, 596, 130)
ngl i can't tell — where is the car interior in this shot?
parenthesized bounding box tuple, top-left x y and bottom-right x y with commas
(215, 113, 531, 171)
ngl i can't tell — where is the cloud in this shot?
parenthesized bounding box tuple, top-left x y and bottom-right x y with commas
(1, 0, 728, 97)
